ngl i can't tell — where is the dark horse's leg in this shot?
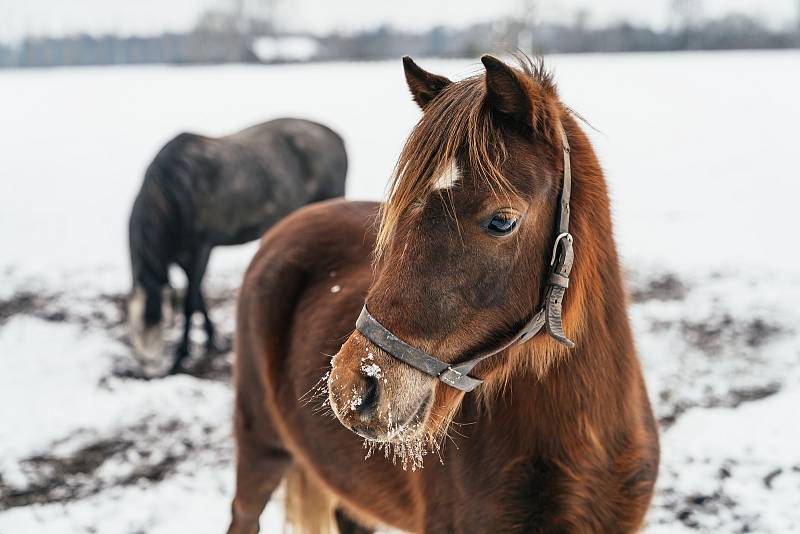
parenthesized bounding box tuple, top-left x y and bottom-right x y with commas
(173, 244, 213, 372)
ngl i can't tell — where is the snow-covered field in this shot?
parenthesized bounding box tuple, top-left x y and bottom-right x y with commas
(1, 51, 799, 533)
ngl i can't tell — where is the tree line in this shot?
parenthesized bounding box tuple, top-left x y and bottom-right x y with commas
(1, 9, 798, 68)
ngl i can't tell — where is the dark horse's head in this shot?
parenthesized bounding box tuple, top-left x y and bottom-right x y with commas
(128, 283, 174, 375)
(329, 56, 587, 445)
(127, 192, 176, 377)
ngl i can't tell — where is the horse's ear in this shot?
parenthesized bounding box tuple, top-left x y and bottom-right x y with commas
(481, 55, 534, 128)
(403, 56, 452, 110)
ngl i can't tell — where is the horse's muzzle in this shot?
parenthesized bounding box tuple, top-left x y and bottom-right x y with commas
(328, 332, 435, 442)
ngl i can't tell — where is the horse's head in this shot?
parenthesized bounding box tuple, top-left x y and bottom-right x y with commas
(127, 283, 175, 376)
(329, 55, 580, 447)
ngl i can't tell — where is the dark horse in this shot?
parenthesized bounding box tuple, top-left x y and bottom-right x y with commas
(128, 118, 347, 376)
(229, 57, 658, 533)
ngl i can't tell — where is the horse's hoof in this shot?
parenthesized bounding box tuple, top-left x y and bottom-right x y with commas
(168, 345, 190, 374)
(132, 350, 175, 379)
(169, 356, 188, 374)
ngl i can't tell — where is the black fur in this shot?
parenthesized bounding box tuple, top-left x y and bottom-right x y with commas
(129, 118, 347, 372)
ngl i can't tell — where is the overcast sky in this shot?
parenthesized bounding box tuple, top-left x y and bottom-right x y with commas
(1, 0, 797, 43)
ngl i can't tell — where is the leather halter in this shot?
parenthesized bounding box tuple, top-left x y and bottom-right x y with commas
(356, 121, 575, 392)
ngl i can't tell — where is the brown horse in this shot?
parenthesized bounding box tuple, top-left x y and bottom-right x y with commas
(228, 55, 659, 534)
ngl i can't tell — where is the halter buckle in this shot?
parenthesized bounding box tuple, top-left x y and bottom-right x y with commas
(439, 366, 463, 386)
(550, 232, 574, 266)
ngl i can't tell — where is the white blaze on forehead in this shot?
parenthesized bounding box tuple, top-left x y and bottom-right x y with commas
(432, 160, 460, 191)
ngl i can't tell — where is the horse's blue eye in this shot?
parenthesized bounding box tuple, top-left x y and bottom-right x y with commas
(485, 214, 518, 236)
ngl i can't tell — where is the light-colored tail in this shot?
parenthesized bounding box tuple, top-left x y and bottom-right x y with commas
(283, 465, 338, 534)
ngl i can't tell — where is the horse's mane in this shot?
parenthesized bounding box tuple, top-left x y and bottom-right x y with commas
(375, 56, 557, 258)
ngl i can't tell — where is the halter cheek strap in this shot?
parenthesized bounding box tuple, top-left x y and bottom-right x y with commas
(355, 120, 575, 392)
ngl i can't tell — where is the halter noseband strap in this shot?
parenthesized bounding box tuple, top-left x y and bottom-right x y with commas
(356, 307, 485, 391)
(355, 121, 575, 392)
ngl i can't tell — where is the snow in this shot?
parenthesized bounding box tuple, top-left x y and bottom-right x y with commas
(0, 458, 287, 534)
(252, 36, 321, 62)
(649, 386, 800, 533)
(1, 51, 799, 532)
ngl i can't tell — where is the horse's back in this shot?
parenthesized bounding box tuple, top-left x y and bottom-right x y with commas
(238, 199, 377, 405)
(230, 117, 347, 198)
(250, 198, 376, 285)
(185, 119, 347, 245)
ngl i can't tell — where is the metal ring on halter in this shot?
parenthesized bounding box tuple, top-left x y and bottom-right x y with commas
(550, 232, 574, 266)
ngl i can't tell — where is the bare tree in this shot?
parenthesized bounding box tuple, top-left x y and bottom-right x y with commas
(518, 0, 537, 51)
(671, 0, 703, 48)
(797, 0, 800, 33)
(232, 0, 248, 35)
(257, 0, 281, 34)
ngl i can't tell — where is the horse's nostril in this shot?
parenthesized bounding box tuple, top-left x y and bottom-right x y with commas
(356, 375, 380, 416)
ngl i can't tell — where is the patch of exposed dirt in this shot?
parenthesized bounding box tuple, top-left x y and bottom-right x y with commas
(0, 291, 126, 330)
(630, 272, 689, 303)
(657, 382, 782, 428)
(0, 438, 147, 510)
(673, 491, 744, 531)
(176, 338, 234, 381)
(1, 287, 238, 382)
(108, 333, 234, 382)
(680, 315, 785, 355)
(633, 279, 789, 429)
(0, 291, 68, 325)
(0, 420, 210, 511)
(651, 459, 800, 533)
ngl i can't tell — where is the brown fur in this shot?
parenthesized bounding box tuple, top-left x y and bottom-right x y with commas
(228, 56, 659, 534)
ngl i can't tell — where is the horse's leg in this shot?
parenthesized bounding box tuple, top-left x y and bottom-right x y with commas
(227, 381, 291, 533)
(192, 258, 217, 353)
(227, 428, 291, 534)
(173, 299, 192, 371)
(200, 293, 217, 352)
(193, 245, 217, 352)
(335, 508, 374, 534)
(173, 244, 212, 371)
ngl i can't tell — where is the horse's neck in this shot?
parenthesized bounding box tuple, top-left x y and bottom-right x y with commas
(132, 249, 169, 289)
(542, 118, 639, 410)
(130, 177, 187, 286)
(130, 215, 172, 289)
(477, 129, 641, 447)
(498, 224, 640, 452)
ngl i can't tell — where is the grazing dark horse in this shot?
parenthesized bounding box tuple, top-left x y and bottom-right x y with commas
(229, 57, 658, 534)
(128, 118, 347, 376)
